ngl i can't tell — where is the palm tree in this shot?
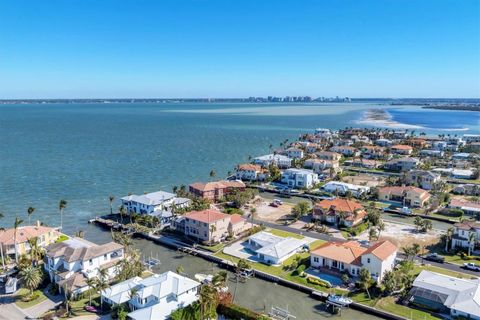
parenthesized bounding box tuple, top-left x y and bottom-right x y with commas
(109, 195, 115, 215)
(128, 287, 139, 311)
(27, 207, 35, 225)
(445, 227, 454, 252)
(198, 284, 218, 319)
(359, 268, 372, 300)
(96, 268, 110, 310)
(28, 237, 43, 265)
(85, 278, 96, 306)
(212, 270, 227, 289)
(59, 199, 67, 230)
(468, 232, 476, 256)
(19, 266, 43, 295)
(209, 169, 216, 181)
(209, 225, 216, 246)
(13, 217, 23, 263)
(119, 205, 126, 224)
(176, 265, 185, 275)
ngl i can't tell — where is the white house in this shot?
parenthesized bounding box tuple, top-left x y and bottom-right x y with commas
(463, 134, 480, 143)
(253, 154, 293, 168)
(44, 238, 124, 296)
(310, 240, 397, 283)
(281, 168, 319, 189)
(375, 138, 392, 147)
(247, 231, 308, 265)
(121, 191, 190, 215)
(322, 181, 370, 198)
(286, 147, 304, 159)
(101, 271, 201, 320)
(235, 164, 268, 181)
(451, 221, 480, 252)
(409, 271, 480, 319)
(419, 149, 444, 158)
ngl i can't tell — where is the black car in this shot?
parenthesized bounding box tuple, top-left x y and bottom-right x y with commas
(424, 253, 445, 263)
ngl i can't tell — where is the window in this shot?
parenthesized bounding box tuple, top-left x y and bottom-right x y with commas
(313, 257, 319, 263)
(89, 259, 93, 266)
(104, 254, 107, 260)
(367, 258, 370, 263)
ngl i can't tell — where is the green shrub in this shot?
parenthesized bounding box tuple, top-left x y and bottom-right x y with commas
(21, 291, 40, 302)
(217, 303, 261, 320)
(291, 264, 306, 276)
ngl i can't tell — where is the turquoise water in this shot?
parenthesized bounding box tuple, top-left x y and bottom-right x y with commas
(0, 102, 478, 234)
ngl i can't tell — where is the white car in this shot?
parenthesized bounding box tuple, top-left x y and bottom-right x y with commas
(463, 263, 480, 271)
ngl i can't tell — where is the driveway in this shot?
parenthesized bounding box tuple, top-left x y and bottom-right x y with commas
(0, 289, 63, 320)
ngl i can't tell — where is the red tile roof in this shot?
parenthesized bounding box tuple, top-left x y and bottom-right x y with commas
(185, 209, 229, 224)
(0, 225, 59, 245)
(229, 214, 245, 225)
(315, 198, 364, 213)
(189, 180, 246, 192)
(312, 240, 397, 264)
(363, 240, 397, 260)
(237, 164, 262, 171)
(391, 144, 413, 150)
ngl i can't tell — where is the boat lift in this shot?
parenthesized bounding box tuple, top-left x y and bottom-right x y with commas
(268, 306, 296, 320)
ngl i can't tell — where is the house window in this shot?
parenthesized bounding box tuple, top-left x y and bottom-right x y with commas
(313, 257, 319, 263)
(89, 259, 93, 266)
(104, 254, 107, 260)
(367, 258, 370, 263)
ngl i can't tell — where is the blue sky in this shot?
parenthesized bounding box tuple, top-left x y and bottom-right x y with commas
(0, 0, 478, 98)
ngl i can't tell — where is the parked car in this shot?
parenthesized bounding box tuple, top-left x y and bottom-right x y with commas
(424, 253, 445, 263)
(400, 207, 412, 215)
(463, 262, 480, 271)
(269, 202, 279, 207)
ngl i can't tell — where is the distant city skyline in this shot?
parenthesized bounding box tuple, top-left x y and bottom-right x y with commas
(0, 0, 478, 99)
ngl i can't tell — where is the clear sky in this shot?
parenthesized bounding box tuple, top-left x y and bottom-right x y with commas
(0, 0, 478, 99)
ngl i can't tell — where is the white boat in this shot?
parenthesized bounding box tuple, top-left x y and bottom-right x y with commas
(194, 273, 228, 293)
(327, 294, 353, 306)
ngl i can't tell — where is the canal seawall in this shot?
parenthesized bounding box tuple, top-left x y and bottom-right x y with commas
(90, 216, 409, 320)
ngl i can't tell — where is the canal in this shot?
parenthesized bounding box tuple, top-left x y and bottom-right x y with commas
(83, 224, 382, 320)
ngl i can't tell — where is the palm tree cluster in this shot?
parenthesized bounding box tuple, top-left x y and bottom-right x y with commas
(19, 265, 43, 296)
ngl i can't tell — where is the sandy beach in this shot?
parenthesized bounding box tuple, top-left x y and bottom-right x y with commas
(356, 108, 425, 129)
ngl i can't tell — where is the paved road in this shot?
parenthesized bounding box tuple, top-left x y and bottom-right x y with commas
(0, 294, 26, 320)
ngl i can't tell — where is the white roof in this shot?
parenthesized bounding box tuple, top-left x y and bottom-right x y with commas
(254, 154, 292, 162)
(102, 271, 200, 306)
(283, 168, 316, 175)
(413, 270, 480, 317)
(249, 231, 307, 259)
(323, 181, 370, 192)
(121, 191, 176, 206)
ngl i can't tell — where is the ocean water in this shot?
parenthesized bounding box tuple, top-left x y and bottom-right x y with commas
(0, 102, 478, 234)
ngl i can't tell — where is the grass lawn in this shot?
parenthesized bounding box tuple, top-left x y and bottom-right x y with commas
(15, 288, 48, 309)
(267, 228, 304, 239)
(55, 234, 69, 243)
(375, 296, 440, 320)
(414, 264, 477, 279)
(197, 242, 225, 253)
(442, 253, 480, 266)
(70, 294, 100, 316)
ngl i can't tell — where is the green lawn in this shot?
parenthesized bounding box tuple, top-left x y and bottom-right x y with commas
(267, 228, 304, 239)
(197, 242, 226, 253)
(414, 264, 477, 279)
(55, 234, 69, 243)
(442, 253, 480, 266)
(375, 296, 440, 320)
(70, 294, 100, 316)
(15, 288, 48, 309)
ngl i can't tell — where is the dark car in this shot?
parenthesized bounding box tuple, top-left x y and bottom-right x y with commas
(424, 253, 445, 263)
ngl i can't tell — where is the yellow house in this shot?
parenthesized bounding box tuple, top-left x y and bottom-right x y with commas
(0, 221, 60, 257)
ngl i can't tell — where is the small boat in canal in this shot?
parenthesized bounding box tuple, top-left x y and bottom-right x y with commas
(327, 294, 353, 306)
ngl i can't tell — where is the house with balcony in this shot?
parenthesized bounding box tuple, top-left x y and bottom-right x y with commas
(313, 198, 367, 227)
(315, 151, 342, 161)
(330, 146, 359, 157)
(101, 271, 200, 320)
(235, 164, 269, 181)
(391, 144, 413, 155)
(44, 237, 124, 296)
(189, 180, 245, 202)
(310, 240, 397, 282)
(383, 157, 420, 172)
(121, 191, 190, 215)
(252, 154, 292, 168)
(360, 145, 387, 160)
(286, 147, 304, 159)
(419, 149, 444, 158)
(184, 209, 251, 244)
(406, 170, 442, 190)
(0, 221, 60, 259)
(280, 168, 319, 189)
(448, 198, 480, 216)
(322, 181, 370, 198)
(377, 186, 431, 207)
(451, 221, 480, 252)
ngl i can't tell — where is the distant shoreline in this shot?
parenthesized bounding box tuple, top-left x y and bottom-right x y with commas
(421, 105, 480, 112)
(356, 109, 424, 129)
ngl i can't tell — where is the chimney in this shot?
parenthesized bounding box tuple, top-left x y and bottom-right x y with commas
(36, 220, 41, 228)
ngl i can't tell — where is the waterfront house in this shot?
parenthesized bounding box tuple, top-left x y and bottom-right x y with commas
(280, 168, 319, 189)
(286, 147, 304, 159)
(235, 164, 269, 181)
(189, 180, 245, 202)
(0, 221, 60, 259)
(375, 138, 392, 147)
(246, 231, 308, 265)
(360, 145, 387, 159)
(312, 198, 367, 227)
(253, 154, 293, 168)
(432, 168, 476, 180)
(121, 191, 190, 215)
(101, 271, 200, 320)
(330, 146, 359, 157)
(452, 184, 480, 196)
(463, 134, 480, 143)
(377, 186, 431, 207)
(419, 149, 444, 158)
(315, 151, 342, 161)
(408, 271, 480, 319)
(432, 140, 448, 151)
(322, 181, 370, 198)
(448, 198, 480, 216)
(445, 137, 465, 151)
(184, 209, 251, 244)
(405, 170, 442, 190)
(310, 240, 397, 282)
(383, 157, 420, 172)
(44, 237, 124, 296)
(391, 145, 413, 155)
(451, 221, 480, 251)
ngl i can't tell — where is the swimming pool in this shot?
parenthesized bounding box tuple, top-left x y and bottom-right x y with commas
(306, 269, 344, 287)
